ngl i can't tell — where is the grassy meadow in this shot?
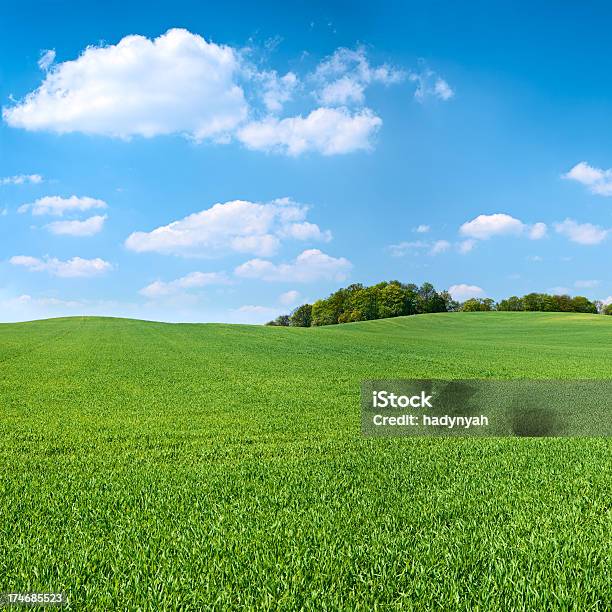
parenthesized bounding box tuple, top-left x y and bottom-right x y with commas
(0, 312, 610, 610)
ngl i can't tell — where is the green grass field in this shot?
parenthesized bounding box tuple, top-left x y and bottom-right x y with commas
(0, 312, 610, 610)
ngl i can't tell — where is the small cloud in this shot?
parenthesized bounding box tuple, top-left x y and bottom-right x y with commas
(529, 222, 547, 240)
(562, 161, 612, 196)
(19, 195, 107, 216)
(457, 239, 476, 254)
(38, 49, 56, 71)
(430, 240, 451, 255)
(236, 107, 382, 156)
(279, 290, 300, 306)
(415, 224, 430, 233)
(387, 240, 429, 257)
(460, 213, 546, 240)
(1, 173, 43, 185)
(554, 218, 608, 245)
(140, 271, 230, 298)
(45, 215, 107, 237)
(527, 255, 543, 262)
(10, 255, 112, 278)
(235, 249, 351, 283)
(311, 46, 405, 106)
(448, 284, 484, 301)
(410, 67, 454, 102)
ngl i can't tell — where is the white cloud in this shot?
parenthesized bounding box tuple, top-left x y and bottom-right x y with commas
(125, 198, 330, 257)
(3, 29, 248, 141)
(1, 174, 43, 185)
(38, 49, 56, 71)
(19, 195, 107, 216)
(459, 213, 546, 241)
(575, 279, 599, 289)
(460, 213, 524, 239)
(390, 238, 464, 257)
(237, 304, 276, 314)
(602, 296, 612, 306)
(415, 224, 430, 233)
(563, 161, 612, 196)
(140, 271, 230, 298)
(554, 218, 608, 245)
(529, 222, 548, 240)
(433, 78, 454, 101)
(410, 68, 454, 102)
(235, 249, 351, 282)
(279, 290, 300, 306)
(430, 240, 451, 255)
(237, 106, 382, 156)
(230, 304, 279, 324)
(279, 221, 332, 242)
(448, 284, 484, 301)
(311, 46, 404, 106)
(457, 239, 476, 254)
(9, 255, 112, 277)
(45, 215, 107, 236)
(6, 294, 82, 309)
(258, 71, 298, 112)
(387, 240, 429, 257)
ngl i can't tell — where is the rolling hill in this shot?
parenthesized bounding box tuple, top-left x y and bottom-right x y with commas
(0, 313, 610, 610)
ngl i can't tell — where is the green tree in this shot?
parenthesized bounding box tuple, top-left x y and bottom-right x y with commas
(265, 314, 290, 326)
(603, 303, 612, 315)
(571, 296, 598, 314)
(461, 298, 493, 312)
(497, 296, 524, 311)
(290, 304, 312, 327)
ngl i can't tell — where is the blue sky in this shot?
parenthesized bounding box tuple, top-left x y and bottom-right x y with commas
(1, 0, 611, 322)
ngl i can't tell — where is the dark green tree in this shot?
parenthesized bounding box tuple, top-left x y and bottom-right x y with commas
(290, 304, 312, 327)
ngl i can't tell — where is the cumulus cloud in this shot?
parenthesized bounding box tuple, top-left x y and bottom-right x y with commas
(410, 68, 454, 102)
(140, 271, 230, 298)
(237, 107, 382, 155)
(554, 218, 608, 245)
(125, 198, 330, 258)
(3, 29, 449, 157)
(9, 255, 112, 277)
(235, 249, 351, 283)
(448, 284, 484, 301)
(45, 215, 107, 236)
(563, 161, 612, 196)
(459, 213, 546, 241)
(1, 173, 43, 185)
(3, 29, 248, 141)
(18, 195, 107, 216)
(415, 224, 430, 233)
(279, 290, 300, 305)
(311, 46, 404, 106)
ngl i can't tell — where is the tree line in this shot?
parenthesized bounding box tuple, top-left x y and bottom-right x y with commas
(266, 281, 611, 327)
